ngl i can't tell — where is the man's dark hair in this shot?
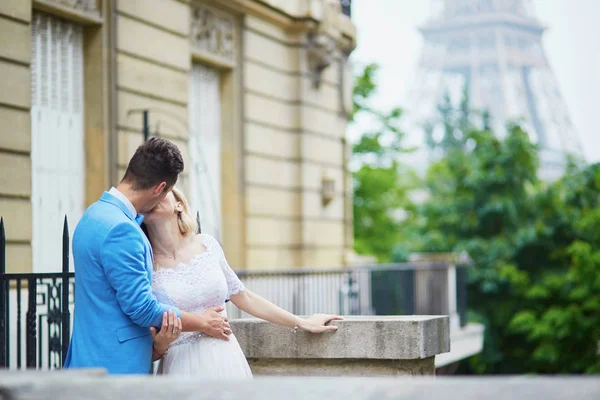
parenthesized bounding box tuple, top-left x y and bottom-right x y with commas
(122, 137, 184, 190)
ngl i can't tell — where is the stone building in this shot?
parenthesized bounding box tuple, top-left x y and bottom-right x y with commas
(0, 0, 356, 273)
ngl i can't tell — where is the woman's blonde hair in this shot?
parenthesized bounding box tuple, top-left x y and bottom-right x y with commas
(172, 187, 198, 236)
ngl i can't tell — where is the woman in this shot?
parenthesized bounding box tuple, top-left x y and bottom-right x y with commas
(143, 187, 342, 379)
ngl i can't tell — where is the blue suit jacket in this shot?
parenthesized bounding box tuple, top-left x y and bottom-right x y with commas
(64, 192, 181, 374)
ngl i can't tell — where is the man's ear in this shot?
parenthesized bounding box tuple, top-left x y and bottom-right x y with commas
(152, 182, 167, 196)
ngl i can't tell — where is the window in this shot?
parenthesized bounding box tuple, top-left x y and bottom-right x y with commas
(189, 64, 222, 240)
(31, 12, 84, 272)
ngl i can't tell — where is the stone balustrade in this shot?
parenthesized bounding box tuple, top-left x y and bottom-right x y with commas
(230, 315, 450, 376)
(0, 317, 595, 399)
(1, 371, 599, 399)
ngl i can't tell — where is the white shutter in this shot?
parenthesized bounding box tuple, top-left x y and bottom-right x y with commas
(189, 64, 222, 240)
(31, 13, 85, 273)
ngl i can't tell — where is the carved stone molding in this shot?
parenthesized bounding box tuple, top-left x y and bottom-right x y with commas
(50, 0, 98, 11)
(191, 4, 235, 67)
(306, 0, 354, 88)
(307, 33, 337, 88)
(33, 0, 102, 25)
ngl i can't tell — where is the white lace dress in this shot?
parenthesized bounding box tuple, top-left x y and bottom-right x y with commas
(152, 234, 253, 379)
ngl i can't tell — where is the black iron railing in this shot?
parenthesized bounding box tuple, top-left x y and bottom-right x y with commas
(0, 217, 74, 370)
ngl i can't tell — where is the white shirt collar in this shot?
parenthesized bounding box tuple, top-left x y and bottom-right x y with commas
(108, 187, 137, 217)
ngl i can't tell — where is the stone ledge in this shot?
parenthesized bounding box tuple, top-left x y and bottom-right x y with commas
(1, 372, 599, 400)
(231, 316, 450, 360)
(247, 357, 436, 376)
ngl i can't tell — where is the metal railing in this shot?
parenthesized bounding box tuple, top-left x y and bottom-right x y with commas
(0, 217, 74, 370)
(228, 262, 468, 327)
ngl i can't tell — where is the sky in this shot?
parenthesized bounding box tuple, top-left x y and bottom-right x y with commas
(350, 0, 600, 162)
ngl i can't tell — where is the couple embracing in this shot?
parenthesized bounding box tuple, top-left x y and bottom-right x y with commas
(64, 137, 341, 378)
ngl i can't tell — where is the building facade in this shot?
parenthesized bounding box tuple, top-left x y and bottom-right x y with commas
(0, 0, 356, 273)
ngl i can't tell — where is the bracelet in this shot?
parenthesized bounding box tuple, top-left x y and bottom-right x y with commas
(290, 318, 300, 333)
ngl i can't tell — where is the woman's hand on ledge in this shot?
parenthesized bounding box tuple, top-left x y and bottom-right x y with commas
(298, 314, 343, 333)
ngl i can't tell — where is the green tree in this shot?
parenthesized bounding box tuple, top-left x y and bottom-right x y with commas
(424, 86, 474, 154)
(416, 112, 600, 373)
(350, 63, 600, 373)
(504, 163, 600, 373)
(351, 63, 600, 373)
(350, 64, 417, 261)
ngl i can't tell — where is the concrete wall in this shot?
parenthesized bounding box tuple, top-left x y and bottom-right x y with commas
(115, 0, 191, 189)
(231, 316, 450, 376)
(0, 0, 33, 273)
(0, 0, 356, 272)
(242, 9, 353, 269)
(3, 372, 600, 400)
(115, 0, 356, 269)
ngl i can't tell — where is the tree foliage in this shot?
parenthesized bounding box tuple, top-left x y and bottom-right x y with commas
(502, 163, 600, 373)
(351, 65, 600, 373)
(350, 64, 417, 261)
(415, 104, 600, 374)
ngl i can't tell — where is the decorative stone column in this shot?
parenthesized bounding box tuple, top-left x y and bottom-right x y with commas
(231, 316, 450, 376)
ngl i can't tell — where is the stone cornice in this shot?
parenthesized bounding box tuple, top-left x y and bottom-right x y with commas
(193, 0, 355, 87)
(199, 0, 356, 52)
(32, 0, 102, 25)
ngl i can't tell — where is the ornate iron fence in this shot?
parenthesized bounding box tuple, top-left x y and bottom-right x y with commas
(0, 217, 74, 370)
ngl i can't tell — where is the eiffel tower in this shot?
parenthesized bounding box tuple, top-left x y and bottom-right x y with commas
(407, 0, 583, 180)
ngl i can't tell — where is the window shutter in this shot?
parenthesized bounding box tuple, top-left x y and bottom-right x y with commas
(31, 13, 85, 272)
(189, 64, 222, 240)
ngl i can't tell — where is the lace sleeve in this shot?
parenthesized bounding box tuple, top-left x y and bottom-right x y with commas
(207, 235, 245, 298)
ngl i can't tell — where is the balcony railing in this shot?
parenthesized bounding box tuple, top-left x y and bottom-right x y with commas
(0, 218, 74, 370)
(227, 262, 469, 328)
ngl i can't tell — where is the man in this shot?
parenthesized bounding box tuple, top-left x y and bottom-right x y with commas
(64, 137, 230, 374)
